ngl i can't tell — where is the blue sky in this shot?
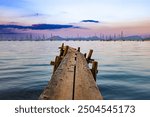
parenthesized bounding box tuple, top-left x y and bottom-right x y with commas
(0, 0, 150, 37)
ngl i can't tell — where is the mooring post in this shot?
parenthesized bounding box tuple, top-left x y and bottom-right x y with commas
(91, 61, 98, 81)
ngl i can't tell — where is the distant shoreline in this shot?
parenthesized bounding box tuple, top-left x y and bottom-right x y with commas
(0, 40, 150, 42)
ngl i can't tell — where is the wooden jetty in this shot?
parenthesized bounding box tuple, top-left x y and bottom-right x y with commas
(39, 43, 103, 100)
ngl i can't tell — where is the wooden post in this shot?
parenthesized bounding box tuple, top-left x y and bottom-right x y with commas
(50, 61, 55, 65)
(84, 53, 86, 58)
(87, 49, 93, 62)
(59, 43, 64, 56)
(63, 46, 69, 56)
(53, 56, 62, 73)
(91, 61, 98, 81)
(53, 56, 58, 73)
(78, 47, 80, 52)
(59, 43, 64, 49)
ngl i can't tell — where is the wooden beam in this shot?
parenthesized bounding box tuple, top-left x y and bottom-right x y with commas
(53, 56, 62, 73)
(39, 49, 76, 100)
(50, 61, 55, 65)
(59, 43, 64, 56)
(78, 47, 80, 52)
(91, 61, 98, 81)
(84, 53, 87, 58)
(74, 52, 103, 100)
(87, 49, 93, 60)
(63, 46, 69, 56)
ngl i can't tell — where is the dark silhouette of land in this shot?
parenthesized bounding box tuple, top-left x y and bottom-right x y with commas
(0, 33, 150, 41)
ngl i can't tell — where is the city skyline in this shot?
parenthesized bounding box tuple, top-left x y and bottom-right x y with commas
(0, 0, 150, 37)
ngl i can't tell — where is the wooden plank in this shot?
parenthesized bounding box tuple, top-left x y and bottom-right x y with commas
(39, 49, 76, 100)
(74, 52, 103, 100)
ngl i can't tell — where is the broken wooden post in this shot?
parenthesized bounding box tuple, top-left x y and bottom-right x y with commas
(78, 47, 80, 52)
(87, 49, 94, 63)
(50, 61, 55, 65)
(53, 56, 62, 73)
(59, 43, 64, 56)
(63, 46, 69, 56)
(91, 61, 98, 81)
(87, 49, 93, 60)
(84, 53, 86, 58)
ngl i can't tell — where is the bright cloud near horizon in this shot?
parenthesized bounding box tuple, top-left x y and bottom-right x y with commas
(0, 0, 150, 37)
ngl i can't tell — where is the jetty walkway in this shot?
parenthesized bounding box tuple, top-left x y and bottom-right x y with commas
(39, 43, 103, 100)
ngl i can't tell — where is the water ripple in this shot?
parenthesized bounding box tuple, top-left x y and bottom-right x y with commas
(0, 41, 150, 100)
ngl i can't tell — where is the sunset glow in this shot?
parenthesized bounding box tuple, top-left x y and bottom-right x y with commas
(0, 0, 150, 37)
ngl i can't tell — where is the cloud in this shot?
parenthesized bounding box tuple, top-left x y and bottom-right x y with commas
(20, 13, 50, 18)
(81, 20, 100, 23)
(0, 24, 80, 30)
(31, 24, 75, 30)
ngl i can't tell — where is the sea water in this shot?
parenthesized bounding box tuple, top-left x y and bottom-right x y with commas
(0, 41, 150, 100)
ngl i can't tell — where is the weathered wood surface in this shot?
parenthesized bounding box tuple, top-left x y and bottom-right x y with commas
(74, 52, 103, 100)
(39, 49, 76, 99)
(39, 45, 103, 100)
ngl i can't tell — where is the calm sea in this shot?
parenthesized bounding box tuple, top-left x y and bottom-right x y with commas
(0, 41, 150, 100)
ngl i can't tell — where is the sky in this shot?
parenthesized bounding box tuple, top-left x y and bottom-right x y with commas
(0, 0, 150, 37)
